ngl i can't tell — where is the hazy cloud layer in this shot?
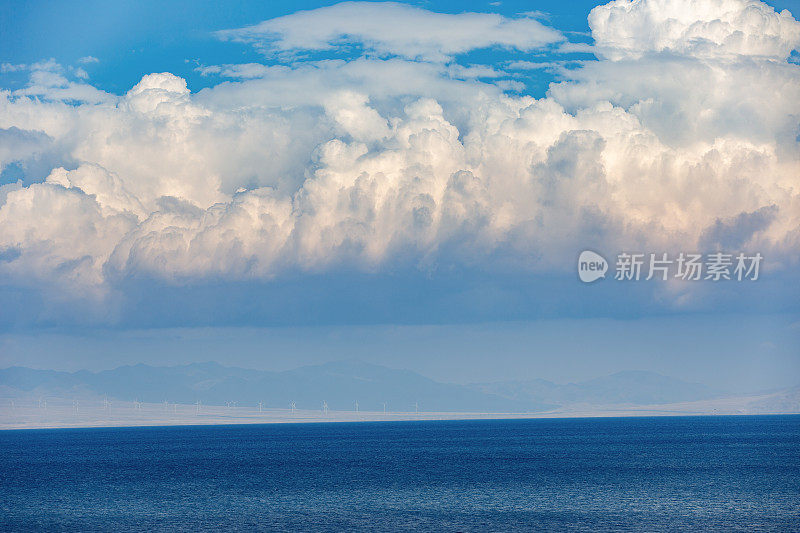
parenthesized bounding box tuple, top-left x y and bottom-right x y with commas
(0, 0, 798, 316)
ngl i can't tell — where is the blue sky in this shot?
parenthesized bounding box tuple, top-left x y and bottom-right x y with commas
(0, 0, 798, 387)
(8, 0, 795, 96)
(0, 0, 602, 95)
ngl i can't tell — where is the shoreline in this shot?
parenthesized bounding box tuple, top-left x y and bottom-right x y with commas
(2, 404, 797, 431)
(3, 388, 799, 430)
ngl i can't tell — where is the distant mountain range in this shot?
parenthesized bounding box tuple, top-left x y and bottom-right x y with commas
(0, 360, 544, 413)
(0, 361, 744, 413)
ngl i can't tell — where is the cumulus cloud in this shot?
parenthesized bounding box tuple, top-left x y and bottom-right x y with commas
(216, 2, 565, 62)
(0, 127, 52, 174)
(589, 0, 800, 60)
(699, 204, 780, 250)
(0, 0, 798, 313)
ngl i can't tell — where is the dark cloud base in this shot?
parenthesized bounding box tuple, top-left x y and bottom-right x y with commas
(1, 269, 795, 330)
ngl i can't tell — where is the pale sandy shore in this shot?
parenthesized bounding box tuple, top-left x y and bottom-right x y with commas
(1, 392, 797, 430)
(0, 401, 539, 430)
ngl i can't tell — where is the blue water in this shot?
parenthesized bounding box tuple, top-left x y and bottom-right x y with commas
(1, 416, 799, 531)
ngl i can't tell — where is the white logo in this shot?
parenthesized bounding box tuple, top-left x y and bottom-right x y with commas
(578, 250, 608, 283)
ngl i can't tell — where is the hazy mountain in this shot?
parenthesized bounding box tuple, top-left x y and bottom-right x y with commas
(470, 370, 721, 406)
(0, 362, 735, 413)
(0, 360, 548, 413)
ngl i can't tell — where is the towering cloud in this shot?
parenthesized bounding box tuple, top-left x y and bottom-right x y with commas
(0, 0, 797, 316)
(589, 0, 800, 60)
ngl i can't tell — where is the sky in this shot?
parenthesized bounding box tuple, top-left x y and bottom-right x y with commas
(0, 0, 798, 389)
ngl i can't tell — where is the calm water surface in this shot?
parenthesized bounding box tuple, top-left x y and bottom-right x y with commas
(1, 416, 799, 531)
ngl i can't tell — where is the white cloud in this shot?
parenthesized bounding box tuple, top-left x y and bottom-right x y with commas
(0, 171, 139, 293)
(1, 63, 27, 73)
(589, 0, 800, 60)
(195, 63, 287, 79)
(0, 127, 53, 173)
(217, 2, 565, 62)
(3, 58, 113, 104)
(0, 0, 797, 305)
(505, 60, 562, 70)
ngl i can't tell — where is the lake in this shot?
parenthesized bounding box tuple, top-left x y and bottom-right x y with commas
(1, 416, 798, 531)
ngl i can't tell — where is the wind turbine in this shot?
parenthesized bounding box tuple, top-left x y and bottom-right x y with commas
(415, 402, 418, 415)
(290, 401, 296, 414)
(196, 400, 201, 414)
(323, 401, 328, 415)
(258, 401, 263, 412)
(383, 402, 387, 414)
(355, 401, 359, 413)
